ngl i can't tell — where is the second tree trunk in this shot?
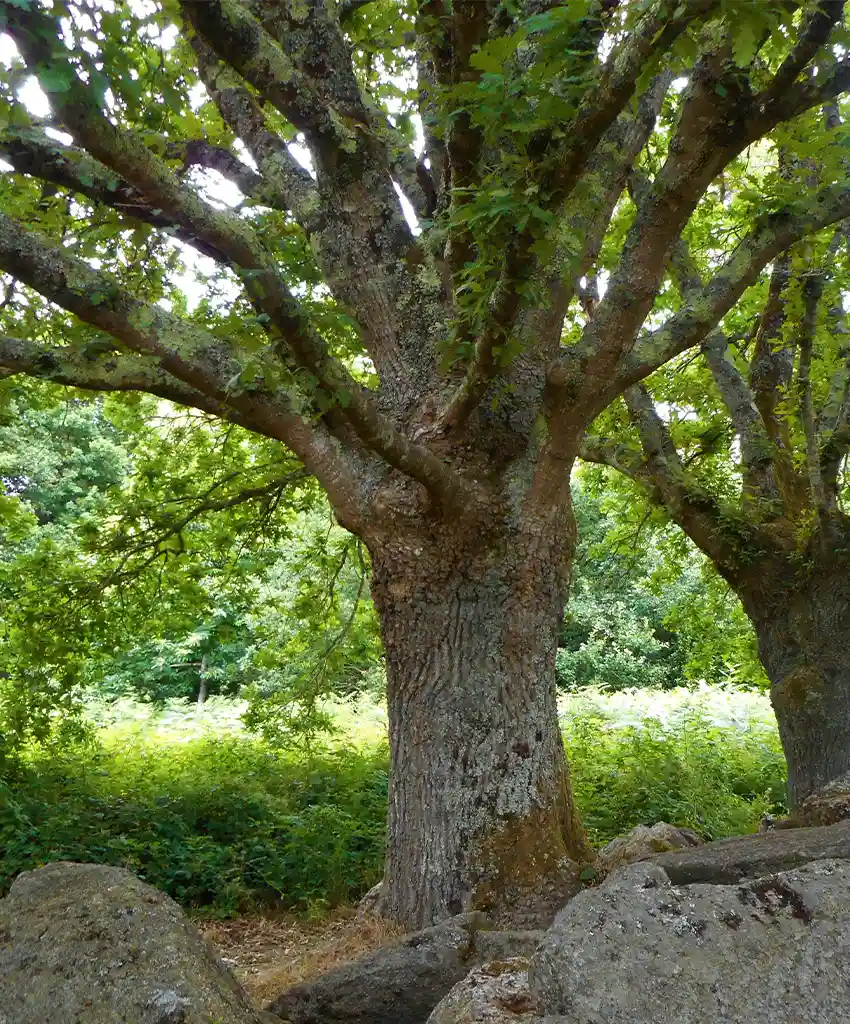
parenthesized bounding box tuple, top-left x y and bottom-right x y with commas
(743, 562, 850, 811)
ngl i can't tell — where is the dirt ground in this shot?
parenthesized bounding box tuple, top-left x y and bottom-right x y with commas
(199, 908, 404, 1009)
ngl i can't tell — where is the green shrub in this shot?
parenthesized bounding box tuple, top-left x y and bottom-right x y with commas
(0, 692, 789, 914)
(0, 734, 388, 916)
(563, 707, 787, 844)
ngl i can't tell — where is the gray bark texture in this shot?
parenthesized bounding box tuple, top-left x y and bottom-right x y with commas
(367, 486, 588, 927)
(744, 560, 850, 810)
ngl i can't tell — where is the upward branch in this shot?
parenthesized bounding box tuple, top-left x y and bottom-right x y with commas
(796, 273, 828, 512)
(701, 332, 781, 508)
(618, 186, 850, 399)
(180, 0, 426, 381)
(625, 386, 745, 572)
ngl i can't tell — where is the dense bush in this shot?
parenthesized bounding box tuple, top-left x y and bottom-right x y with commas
(0, 731, 388, 916)
(563, 697, 787, 843)
(0, 692, 787, 915)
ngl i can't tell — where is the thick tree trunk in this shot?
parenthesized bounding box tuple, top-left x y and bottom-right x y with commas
(743, 563, 850, 811)
(368, 501, 591, 931)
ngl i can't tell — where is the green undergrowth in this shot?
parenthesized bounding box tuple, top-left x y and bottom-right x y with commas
(0, 732, 388, 916)
(0, 689, 788, 915)
(562, 701, 787, 844)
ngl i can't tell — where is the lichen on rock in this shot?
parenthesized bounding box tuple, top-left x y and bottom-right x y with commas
(0, 861, 268, 1024)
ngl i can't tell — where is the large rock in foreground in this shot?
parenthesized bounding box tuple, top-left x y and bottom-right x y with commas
(266, 913, 543, 1023)
(0, 862, 273, 1024)
(426, 958, 538, 1024)
(532, 859, 850, 1023)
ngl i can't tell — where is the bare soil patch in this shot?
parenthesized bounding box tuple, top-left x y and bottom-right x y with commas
(200, 908, 404, 1007)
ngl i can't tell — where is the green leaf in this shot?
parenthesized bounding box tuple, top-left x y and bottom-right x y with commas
(89, 69, 111, 109)
(731, 19, 760, 67)
(37, 63, 76, 94)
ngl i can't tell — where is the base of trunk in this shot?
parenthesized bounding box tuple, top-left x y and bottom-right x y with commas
(746, 564, 850, 811)
(370, 515, 591, 930)
(794, 771, 850, 827)
(468, 806, 586, 929)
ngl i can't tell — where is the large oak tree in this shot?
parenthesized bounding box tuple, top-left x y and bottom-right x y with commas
(1, 0, 850, 927)
(583, 220, 850, 821)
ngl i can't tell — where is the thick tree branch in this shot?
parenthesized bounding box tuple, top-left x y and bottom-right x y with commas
(810, 224, 850, 506)
(0, 217, 380, 522)
(623, 385, 743, 572)
(0, 214, 245, 401)
(540, 0, 718, 210)
(0, 333, 250, 421)
(559, 49, 763, 405)
(612, 185, 850, 399)
(417, 0, 453, 88)
(757, 57, 850, 126)
(181, 0, 366, 151)
(183, 9, 430, 384)
(749, 254, 794, 433)
(796, 273, 828, 511)
(701, 331, 780, 506)
(438, 0, 491, 276)
(666, 234, 705, 299)
(4, 3, 383, 411)
(437, 237, 533, 431)
(821, 399, 850, 502)
(415, 47, 450, 208)
(0, 125, 280, 259)
(819, 307, 850, 503)
(4, 5, 310, 281)
(7, 225, 459, 519)
(565, 72, 673, 290)
(759, 0, 845, 105)
(163, 138, 302, 214)
(189, 40, 320, 224)
(438, 72, 671, 433)
(180, 0, 416, 249)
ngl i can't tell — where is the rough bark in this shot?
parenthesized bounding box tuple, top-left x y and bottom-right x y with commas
(741, 559, 850, 809)
(368, 490, 590, 929)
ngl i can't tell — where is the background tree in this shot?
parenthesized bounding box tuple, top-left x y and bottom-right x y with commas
(561, 483, 766, 692)
(582, 221, 850, 816)
(0, 0, 850, 926)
